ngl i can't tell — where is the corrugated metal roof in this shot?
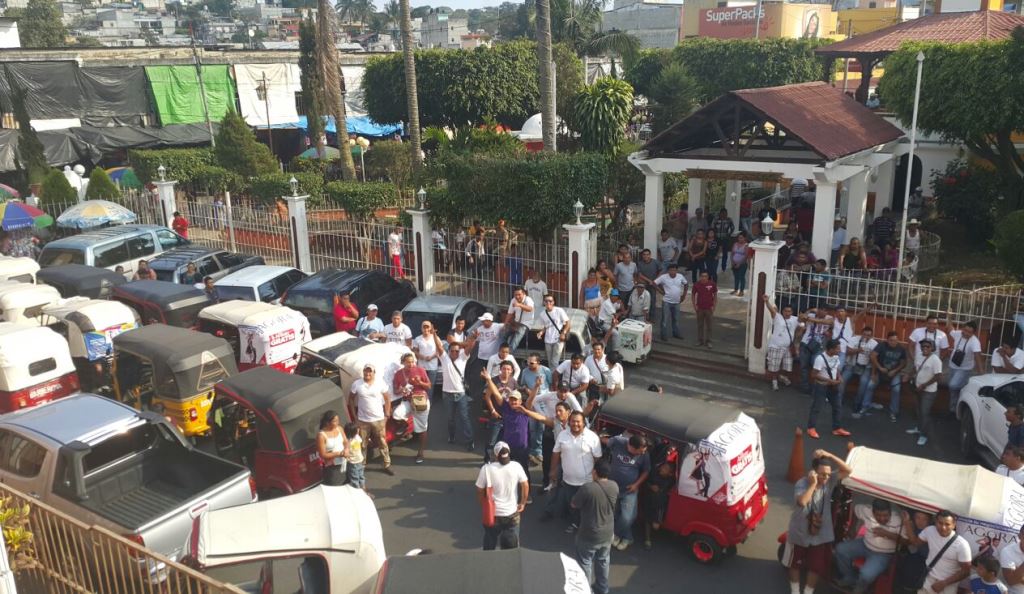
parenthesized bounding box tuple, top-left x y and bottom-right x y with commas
(817, 10, 1024, 56)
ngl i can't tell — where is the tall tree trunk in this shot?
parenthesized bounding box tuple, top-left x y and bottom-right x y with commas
(317, 0, 357, 180)
(536, 0, 556, 151)
(399, 0, 422, 171)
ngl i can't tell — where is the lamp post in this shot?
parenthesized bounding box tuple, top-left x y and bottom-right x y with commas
(157, 164, 166, 182)
(759, 214, 774, 242)
(896, 51, 925, 279)
(416, 187, 427, 210)
(289, 176, 299, 197)
(573, 200, 584, 225)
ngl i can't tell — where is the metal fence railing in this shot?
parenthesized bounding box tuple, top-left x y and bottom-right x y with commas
(307, 213, 415, 280)
(0, 482, 245, 594)
(178, 195, 295, 268)
(915, 229, 942, 273)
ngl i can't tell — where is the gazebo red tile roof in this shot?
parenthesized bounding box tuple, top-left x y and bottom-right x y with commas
(817, 10, 1024, 57)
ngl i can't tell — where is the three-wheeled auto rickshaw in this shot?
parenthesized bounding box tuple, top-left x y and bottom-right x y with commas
(111, 280, 210, 329)
(197, 300, 310, 373)
(297, 332, 413, 443)
(37, 263, 127, 299)
(112, 324, 237, 437)
(186, 485, 386, 594)
(0, 322, 79, 412)
(210, 366, 348, 496)
(777, 446, 1024, 594)
(42, 298, 138, 392)
(595, 388, 768, 564)
(0, 282, 62, 325)
(0, 256, 39, 284)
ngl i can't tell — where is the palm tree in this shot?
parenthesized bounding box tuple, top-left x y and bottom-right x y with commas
(535, 0, 556, 151)
(385, 0, 400, 43)
(399, 0, 422, 172)
(586, 28, 641, 77)
(551, 0, 603, 54)
(318, 0, 357, 179)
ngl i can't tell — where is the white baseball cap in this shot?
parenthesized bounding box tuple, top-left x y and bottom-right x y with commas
(367, 304, 379, 311)
(481, 312, 494, 321)
(493, 441, 510, 456)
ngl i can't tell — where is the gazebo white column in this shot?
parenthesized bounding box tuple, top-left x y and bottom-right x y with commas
(747, 235, 785, 374)
(643, 172, 665, 252)
(688, 178, 703, 216)
(845, 168, 871, 242)
(872, 157, 895, 217)
(811, 178, 837, 259)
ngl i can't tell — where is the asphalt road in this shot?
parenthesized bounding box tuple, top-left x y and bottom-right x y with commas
(210, 359, 969, 593)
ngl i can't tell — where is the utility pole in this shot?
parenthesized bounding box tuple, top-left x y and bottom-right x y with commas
(260, 72, 274, 153)
(189, 27, 216, 147)
(753, 0, 763, 38)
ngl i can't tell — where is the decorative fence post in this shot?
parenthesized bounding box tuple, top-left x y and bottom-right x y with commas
(408, 188, 434, 294)
(223, 191, 237, 253)
(564, 201, 596, 309)
(153, 164, 177, 228)
(284, 177, 312, 272)
(747, 217, 785, 375)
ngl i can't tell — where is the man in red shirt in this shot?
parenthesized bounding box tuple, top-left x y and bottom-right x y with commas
(333, 291, 359, 333)
(692, 270, 717, 348)
(171, 211, 189, 239)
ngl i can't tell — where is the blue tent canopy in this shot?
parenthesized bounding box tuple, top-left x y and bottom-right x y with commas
(269, 115, 402, 137)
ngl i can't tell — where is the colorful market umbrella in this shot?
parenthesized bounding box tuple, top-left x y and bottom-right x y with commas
(0, 201, 52, 230)
(299, 146, 342, 160)
(0, 184, 20, 201)
(56, 200, 137, 229)
(105, 167, 143, 189)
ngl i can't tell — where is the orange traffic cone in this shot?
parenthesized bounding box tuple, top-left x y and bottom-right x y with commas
(786, 427, 805, 483)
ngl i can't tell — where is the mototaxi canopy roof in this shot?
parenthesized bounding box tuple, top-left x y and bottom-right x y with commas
(112, 324, 237, 399)
(37, 264, 127, 299)
(599, 388, 744, 445)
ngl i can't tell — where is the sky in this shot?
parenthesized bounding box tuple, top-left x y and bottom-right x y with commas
(408, 0, 518, 11)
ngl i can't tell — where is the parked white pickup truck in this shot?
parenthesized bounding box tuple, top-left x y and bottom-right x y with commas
(0, 393, 256, 564)
(956, 373, 1024, 467)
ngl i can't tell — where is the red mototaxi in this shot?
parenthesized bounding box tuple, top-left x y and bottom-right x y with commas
(198, 300, 310, 374)
(595, 388, 768, 563)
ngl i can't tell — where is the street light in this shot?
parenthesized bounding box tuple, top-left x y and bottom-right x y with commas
(416, 187, 427, 210)
(157, 164, 166, 181)
(573, 200, 584, 225)
(896, 51, 925, 277)
(289, 176, 299, 197)
(760, 214, 774, 242)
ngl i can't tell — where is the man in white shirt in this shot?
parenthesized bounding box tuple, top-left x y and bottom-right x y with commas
(471, 312, 504, 397)
(654, 263, 688, 342)
(384, 310, 413, 347)
(806, 339, 849, 440)
(907, 340, 944, 447)
(524, 381, 582, 490)
(1000, 525, 1024, 594)
(388, 225, 405, 279)
(486, 343, 521, 380)
(524, 270, 548, 311)
(433, 332, 477, 451)
(831, 305, 855, 371)
(994, 339, 1024, 374)
(909, 315, 951, 362)
(505, 287, 535, 351)
(797, 307, 834, 393)
(348, 364, 393, 475)
(834, 499, 902, 593)
(902, 510, 971, 594)
(584, 343, 610, 405)
(843, 327, 878, 418)
(626, 283, 651, 322)
(763, 296, 799, 391)
(537, 294, 570, 366)
(355, 304, 386, 342)
(544, 411, 602, 531)
(475, 441, 529, 550)
(412, 321, 441, 394)
(556, 354, 592, 407)
(947, 322, 984, 413)
(997, 445, 1024, 485)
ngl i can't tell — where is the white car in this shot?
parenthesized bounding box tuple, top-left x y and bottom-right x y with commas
(956, 373, 1024, 467)
(213, 265, 307, 304)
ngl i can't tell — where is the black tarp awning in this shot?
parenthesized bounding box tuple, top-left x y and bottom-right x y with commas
(0, 63, 151, 126)
(0, 128, 101, 172)
(78, 67, 151, 126)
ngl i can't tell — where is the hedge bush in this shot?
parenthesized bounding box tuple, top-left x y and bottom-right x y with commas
(192, 165, 245, 194)
(363, 141, 413, 188)
(129, 148, 215, 185)
(39, 170, 78, 210)
(249, 172, 325, 206)
(323, 181, 398, 218)
(85, 168, 120, 200)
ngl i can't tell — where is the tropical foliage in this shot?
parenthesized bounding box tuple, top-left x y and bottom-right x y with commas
(930, 159, 1003, 243)
(215, 110, 278, 176)
(15, 0, 66, 48)
(993, 210, 1024, 279)
(570, 78, 633, 153)
(1, 496, 38, 573)
(39, 170, 77, 208)
(85, 168, 120, 200)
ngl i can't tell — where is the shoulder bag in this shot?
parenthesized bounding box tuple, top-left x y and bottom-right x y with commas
(480, 464, 496, 527)
(896, 531, 958, 591)
(545, 310, 566, 342)
(951, 337, 966, 367)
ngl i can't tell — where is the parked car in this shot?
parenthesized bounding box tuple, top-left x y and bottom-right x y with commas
(957, 373, 1024, 467)
(282, 269, 416, 337)
(147, 247, 264, 284)
(514, 306, 593, 365)
(38, 225, 189, 277)
(213, 265, 307, 304)
(0, 394, 256, 565)
(400, 295, 488, 339)
(37, 264, 127, 299)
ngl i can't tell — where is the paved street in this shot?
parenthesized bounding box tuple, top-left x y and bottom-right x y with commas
(298, 356, 965, 593)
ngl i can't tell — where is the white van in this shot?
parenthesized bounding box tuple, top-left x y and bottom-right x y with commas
(37, 225, 189, 278)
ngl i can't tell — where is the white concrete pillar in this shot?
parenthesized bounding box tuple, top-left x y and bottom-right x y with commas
(845, 169, 870, 242)
(564, 222, 596, 310)
(873, 157, 895, 217)
(285, 192, 312, 273)
(153, 180, 177, 228)
(643, 173, 665, 254)
(688, 177, 704, 218)
(747, 238, 785, 374)
(811, 180, 837, 260)
(725, 180, 741, 226)
(408, 208, 434, 294)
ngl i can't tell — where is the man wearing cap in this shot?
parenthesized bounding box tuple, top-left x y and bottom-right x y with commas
(433, 331, 478, 452)
(470, 312, 504, 399)
(355, 305, 385, 342)
(475, 441, 528, 551)
(483, 372, 533, 486)
(333, 291, 359, 334)
(348, 363, 394, 475)
(905, 219, 922, 258)
(830, 216, 847, 267)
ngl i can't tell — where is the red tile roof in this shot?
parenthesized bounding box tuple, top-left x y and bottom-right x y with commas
(817, 10, 1024, 56)
(644, 81, 904, 162)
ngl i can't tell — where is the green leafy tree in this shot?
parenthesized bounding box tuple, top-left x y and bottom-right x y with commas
(648, 62, 700, 133)
(929, 159, 1003, 242)
(585, 29, 641, 76)
(410, 5, 431, 18)
(18, 0, 66, 47)
(85, 168, 120, 200)
(3, 70, 49, 188)
(880, 37, 1024, 212)
(624, 48, 671, 97)
(215, 110, 278, 175)
(550, 0, 601, 54)
(993, 210, 1024, 280)
(39, 170, 77, 209)
(570, 78, 633, 153)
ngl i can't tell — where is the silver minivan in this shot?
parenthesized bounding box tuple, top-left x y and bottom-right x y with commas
(37, 225, 189, 277)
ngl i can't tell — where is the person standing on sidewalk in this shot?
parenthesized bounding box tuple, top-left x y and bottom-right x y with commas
(857, 331, 909, 422)
(387, 225, 405, 279)
(654, 263, 688, 341)
(806, 339, 851, 440)
(712, 208, 735, 273)
(730, 232, 751, 297)
(907, 340, 943, 447)
(476, 441, 528, 551)
(544, 411, 602, 531)
(571, 459, 618, 594)
(764, 296, 798, 391)
(692, 271, 717, 348)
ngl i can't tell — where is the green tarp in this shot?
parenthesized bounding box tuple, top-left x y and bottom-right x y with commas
(145, 65, 237, 126)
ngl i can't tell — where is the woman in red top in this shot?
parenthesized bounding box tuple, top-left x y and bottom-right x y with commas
(171, 211, 189, 239)
(333, 291, 359, 333)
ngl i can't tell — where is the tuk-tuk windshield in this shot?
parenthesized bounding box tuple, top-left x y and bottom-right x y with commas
(165, 301, 208, 329)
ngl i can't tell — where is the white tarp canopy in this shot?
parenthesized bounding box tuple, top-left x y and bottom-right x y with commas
(342, 66, 366, 117)
(234, 63, 302, 127)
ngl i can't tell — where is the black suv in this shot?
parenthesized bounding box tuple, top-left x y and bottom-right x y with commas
(282, 268, 417, 336)
(147, 248, 264, 284)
